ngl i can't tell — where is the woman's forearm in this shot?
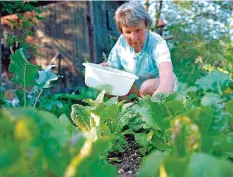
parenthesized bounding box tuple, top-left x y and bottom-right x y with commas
(154, 62, 174, 94)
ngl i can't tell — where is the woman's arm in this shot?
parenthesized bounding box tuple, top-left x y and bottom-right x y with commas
(153, 61, 174, 95)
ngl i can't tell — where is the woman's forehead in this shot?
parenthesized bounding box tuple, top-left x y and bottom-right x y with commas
(122, 21, 146, 30)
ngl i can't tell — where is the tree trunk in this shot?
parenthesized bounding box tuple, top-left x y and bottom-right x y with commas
(155, 0, 163, 28)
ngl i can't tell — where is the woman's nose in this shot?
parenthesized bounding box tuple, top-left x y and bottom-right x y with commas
(131, 32, 138, 41)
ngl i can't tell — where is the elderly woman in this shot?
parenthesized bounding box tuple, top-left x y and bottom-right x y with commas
(101, 2, 177, 98)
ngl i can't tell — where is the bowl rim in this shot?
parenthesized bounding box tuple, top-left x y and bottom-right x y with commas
(83, 62, 139, 80)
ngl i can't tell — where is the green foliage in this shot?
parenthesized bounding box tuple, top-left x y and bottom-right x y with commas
(1, 1, 45, 53)
(185, 153, 233, 177)
(137, 151, 167, 177)
(195, 71, 233, 96)
(71, 104, 92, 132)
(170, 116, 201, 157)
(0, 108, 118, 177)
(2, 48, 59, 108)
(162, 1, 233, 77)
(9, 48, 41, 86)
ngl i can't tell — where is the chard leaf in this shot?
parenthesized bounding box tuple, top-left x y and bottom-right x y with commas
(9, 48, 41, 86)
(171, 116, 201, 157)
(94, 90, 107, 105)
(135, 133, 149, 147)
(83, 90, 107, 106)
(135, 130, 153, 147)
(71, 104, 91, 132)
(164, 100, 185, 116)
(68, 137, 118, 177)
(185, 153, 233, 177)
(161, 156, 189, 177)
(139, 96, 166, 130)
(36, 65, 58, 89)
(137, 151, 167, 177)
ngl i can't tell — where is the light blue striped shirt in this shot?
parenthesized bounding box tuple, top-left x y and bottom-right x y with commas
(107, 31, 172, 89)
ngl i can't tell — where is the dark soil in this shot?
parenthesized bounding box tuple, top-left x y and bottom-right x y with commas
(108, 135, 142, 177)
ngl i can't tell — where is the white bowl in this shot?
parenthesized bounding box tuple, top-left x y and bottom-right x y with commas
(82, 63, 139, 96)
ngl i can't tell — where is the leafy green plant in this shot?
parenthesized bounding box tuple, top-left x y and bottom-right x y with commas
(71, 90, 140, 152)
(1, 1, 45, 53)
(2, 48, 59, 109)
(0, 108, 118, 177)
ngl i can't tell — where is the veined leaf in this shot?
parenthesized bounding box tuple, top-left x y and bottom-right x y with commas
(195, 71, 232, 94)
(36, 65, 58, 89)
(185, 153, 233, 177)
(9, 48, 41, 86)
(135, 130, 154, 147)
(161, 156, 189, 177)
(139, 96, 166, 130)
(83, 90, 107, 106)
(137, 151, 167, 177)
(94, 90, 107, 105)
(71, 104, 91, 132)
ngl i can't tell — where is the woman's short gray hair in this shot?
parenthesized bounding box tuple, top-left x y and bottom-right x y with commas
(115, 2, 152, 33)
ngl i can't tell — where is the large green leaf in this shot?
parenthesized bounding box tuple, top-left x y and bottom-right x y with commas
(9, 48, 41, 86)
(139, 96, 166, 130)
(162, 156, 189, 177)
(71, 104, 91, 132)
(195, 71, 231, 95)
(185, 153, 233, 177)
(164, 100, 185, 116)
(137, 151, 167, 177)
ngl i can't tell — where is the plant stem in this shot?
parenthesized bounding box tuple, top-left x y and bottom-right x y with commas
(217, 79, 223, 96)
(33, 89, 43, 108)
(24, 66, 26, 108)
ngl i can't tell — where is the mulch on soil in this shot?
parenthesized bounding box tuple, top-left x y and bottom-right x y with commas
(108, 135, 142, 177)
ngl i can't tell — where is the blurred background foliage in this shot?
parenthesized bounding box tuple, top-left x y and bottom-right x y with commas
(145, 0, 233, 85)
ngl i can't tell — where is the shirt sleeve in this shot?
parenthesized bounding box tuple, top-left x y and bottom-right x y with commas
(107, 36, 123, 70)
(153, 38, 172, 66)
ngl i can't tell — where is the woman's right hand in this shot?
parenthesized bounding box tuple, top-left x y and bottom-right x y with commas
(99, 62, 109, 67)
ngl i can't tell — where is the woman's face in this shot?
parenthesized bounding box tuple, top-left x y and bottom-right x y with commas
(121, 20, 148, 53)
